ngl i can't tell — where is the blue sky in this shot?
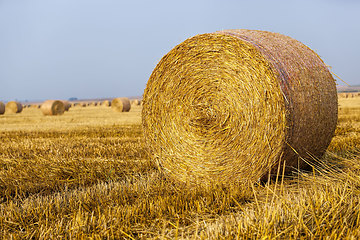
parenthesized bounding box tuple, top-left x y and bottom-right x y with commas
(1, 0, 359, 101)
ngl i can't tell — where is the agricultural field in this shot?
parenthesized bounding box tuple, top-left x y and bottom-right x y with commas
(0, 98, 360, 239)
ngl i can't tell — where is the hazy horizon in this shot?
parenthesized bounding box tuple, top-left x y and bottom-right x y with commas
(1, 0, 359, 102)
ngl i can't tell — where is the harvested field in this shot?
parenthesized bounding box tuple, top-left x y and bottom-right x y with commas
(0, 99, 359, 238)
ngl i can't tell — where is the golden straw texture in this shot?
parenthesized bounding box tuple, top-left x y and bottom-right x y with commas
(0, 102, 5, 115)
(6, 101, 23, 114)
(41, 100, 65, 116)
(111, 98, 131, 112)
(142, 29, 337, 185)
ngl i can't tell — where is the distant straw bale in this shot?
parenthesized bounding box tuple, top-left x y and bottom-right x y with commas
(101, 100, 111, 107)
(131, 99, 141, 105)
(6, 101, 23, 113)
(40, 100, 65, 116)
(142, 29, 338, 185)
(62, 101, 71, 111)
(111, 98, 131, 112)
(0, 102, 5, 115)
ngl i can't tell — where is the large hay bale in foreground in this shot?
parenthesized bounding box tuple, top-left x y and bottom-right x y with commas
(41, 100, 65, 116)
(111, 98, 131, 112)
(6, 101, 23, 113)
(142, 29, 338, 185)
(0, 102, 5, 115)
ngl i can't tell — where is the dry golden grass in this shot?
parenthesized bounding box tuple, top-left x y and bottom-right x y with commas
(0, 98, 359, 238)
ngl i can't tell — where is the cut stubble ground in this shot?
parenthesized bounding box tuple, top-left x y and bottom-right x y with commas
(0, 100, 359, 239)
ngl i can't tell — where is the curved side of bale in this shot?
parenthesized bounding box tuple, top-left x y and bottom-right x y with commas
(111, 98, 131, 112)
(142, 29, 337, 185)
(41, 100, 65, 116)
(219, 29, 337, 174)
(0, 102, 5, 115)
(62, 101, 71, 111)
(6, 101, 23, 113)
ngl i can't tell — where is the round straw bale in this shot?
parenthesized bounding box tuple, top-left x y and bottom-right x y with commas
(0, 102, 5, 115)
(101, 100, 111, 107)
(111, 98, 131, 112)
(142, 29, 338, 185)
(131, 99, 141, 105)
(41, 100, 65, 116)
(6, 101, 23, 113)
(62, 101, 71, 111)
